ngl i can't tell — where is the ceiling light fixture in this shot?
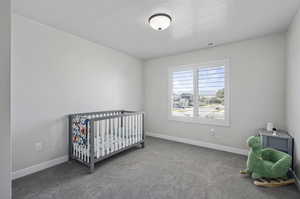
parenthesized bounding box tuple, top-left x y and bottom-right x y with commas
(148, 13, 172, 31)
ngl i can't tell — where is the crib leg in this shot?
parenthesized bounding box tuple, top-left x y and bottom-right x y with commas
(89, 162, 94, 173)
(141, 142, 145, 148)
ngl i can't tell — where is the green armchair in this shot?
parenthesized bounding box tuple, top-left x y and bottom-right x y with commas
(243, 136, 292, 179)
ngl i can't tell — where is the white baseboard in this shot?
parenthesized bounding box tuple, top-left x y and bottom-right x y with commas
(12, 156, 68, 180)
(147, 132, 248, 156)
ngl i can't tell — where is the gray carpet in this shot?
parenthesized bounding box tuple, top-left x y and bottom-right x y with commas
(13, 137, 300, 199)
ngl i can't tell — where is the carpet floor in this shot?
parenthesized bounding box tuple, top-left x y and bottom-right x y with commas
(12, 137, 300, 199)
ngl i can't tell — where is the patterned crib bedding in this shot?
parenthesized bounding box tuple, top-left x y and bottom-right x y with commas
(72, 116, 89, 146)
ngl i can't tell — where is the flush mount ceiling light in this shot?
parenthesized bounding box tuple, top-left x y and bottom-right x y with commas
(148, 13, 172, 31)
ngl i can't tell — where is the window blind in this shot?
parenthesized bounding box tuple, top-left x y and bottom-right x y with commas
(172, 70, 194, 117)
(198, 66, 225, 120)
(198, 66, 225, 96)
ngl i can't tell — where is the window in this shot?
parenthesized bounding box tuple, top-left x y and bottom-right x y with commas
(168, 60, 230, 126)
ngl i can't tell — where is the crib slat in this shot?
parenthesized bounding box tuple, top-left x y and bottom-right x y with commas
(79, 144, 82, 161)
(96, 121, 100, 158)
(81, 144, 83, 160)
(130, 115, 133, 144)
(135, 114, 137, 143)
(114, 117, 116, 152)
(113, 117, 116, 151)
(85, 144, 87, 163)
(137, 114, 140, 142)
(83, 144, 86, 162)
(100, 120, 104, 157)
(111, 114, 113, 153)
(82, 144, 84, 162)
(73, 143, 75, 157)
(118, 116, 121, 148)
(74, 143, 77, 158)
(121, 116, 123, 148)
(106, 118, 108, 156)
(94, 121, 97, 159)
(86, 121, 89, 161)
(123, 116, 126, 147)
(124, 116, 126, 147)
(114, 117, 117, 151)
(110, 118, 114, 153)
(119, 116, 122, 149)
(76, 144, 79, 159)
(126, 116, 129, 147)
(127, 116, 130, 146)
(132, 115, 135, 144)
(102, 119, 105, 157)
(137, 114, 139, 142)
(106, 119, 109, 155)
(87, 121, 90, 163)
(118, 117, 121, 148)
(133, 115, 136, 144)
(98, 120, 101, 158)
(134, 115, 137, 143)
(132, 115, 134, 144)
(116, 117, 118, 150)
(121, 116, 123, 145)
(76, 144, 78, 159)
(79, 144, 81, 160)
(139, 113, 142, 141)
(140, 113, 142, 141)
(107, 118, 110, 154)
(135, 114, 138, 143)
(140, 114, 142, 141)
(80, 142, 82, 161)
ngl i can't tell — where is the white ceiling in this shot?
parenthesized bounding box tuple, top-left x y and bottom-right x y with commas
(13, 0, 300, 59)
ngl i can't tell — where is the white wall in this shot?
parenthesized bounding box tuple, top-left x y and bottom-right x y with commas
(144, 33, 286, 150)
(0, 0, 11, 198)
(12, 14, 143, 172)
(287, 8, 300, 177)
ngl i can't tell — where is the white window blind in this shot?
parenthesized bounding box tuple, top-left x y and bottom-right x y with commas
(172, 70, 194, 117)
(198, 66, 225, 120)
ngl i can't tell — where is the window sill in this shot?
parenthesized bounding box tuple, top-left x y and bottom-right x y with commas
(168, 115, 230, 127)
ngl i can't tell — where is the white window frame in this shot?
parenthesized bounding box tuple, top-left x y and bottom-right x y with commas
(168, 59, 230, 126)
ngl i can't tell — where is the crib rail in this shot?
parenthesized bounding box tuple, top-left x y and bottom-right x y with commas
(69, 110, 144, 173)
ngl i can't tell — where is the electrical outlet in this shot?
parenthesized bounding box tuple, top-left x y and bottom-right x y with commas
(35, 142, 43, 152)
(210, 128, 215, 136)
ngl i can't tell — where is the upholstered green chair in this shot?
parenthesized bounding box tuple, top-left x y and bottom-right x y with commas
(242, 136, 292, 179)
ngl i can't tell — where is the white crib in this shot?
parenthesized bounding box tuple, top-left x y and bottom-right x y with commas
(69, 110, 144, 172)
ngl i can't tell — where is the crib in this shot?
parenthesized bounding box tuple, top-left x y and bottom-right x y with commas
(69, 110, 145, 172)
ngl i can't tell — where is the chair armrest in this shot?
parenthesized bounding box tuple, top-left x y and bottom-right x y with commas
(261, 148, 275, 161)
(271, 156, 292, 176)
